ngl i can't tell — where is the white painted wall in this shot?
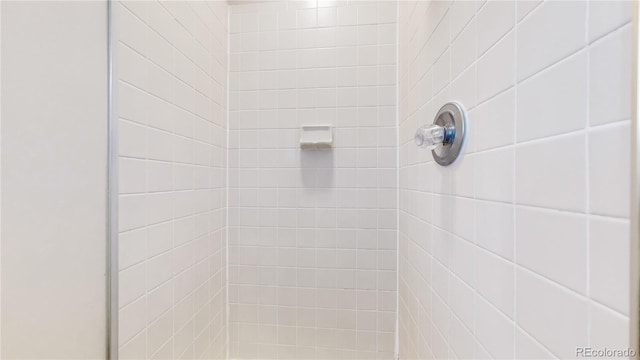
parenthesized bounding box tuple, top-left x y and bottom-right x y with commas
(115, 1, 229, 359)
(1, 1, 108, 358)
(398, 1, 632, 359)
(228, 1, 398, 359)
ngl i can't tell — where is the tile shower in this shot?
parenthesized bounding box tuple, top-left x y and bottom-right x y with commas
(0, 0, 632, 359)
(113, 0, 632, 359)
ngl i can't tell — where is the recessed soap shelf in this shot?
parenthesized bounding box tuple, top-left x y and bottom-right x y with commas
(300, 125, 333, 150)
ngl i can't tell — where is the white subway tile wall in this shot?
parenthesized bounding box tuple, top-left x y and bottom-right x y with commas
(398, 1, 631, 359)
(116, 1, 228, 359)
(228, 1, 398, 359)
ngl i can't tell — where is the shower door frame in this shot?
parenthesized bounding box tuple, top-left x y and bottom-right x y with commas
(107, 0, 119, 358)
(631, 1, 640, 358)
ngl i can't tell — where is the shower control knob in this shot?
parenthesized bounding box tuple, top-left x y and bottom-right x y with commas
(414, 102, 467, 166)
(414, 124, 447, 150)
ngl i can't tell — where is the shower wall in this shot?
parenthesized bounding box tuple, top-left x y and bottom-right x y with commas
(398, 1, 631, 359)
(115, 1, 228, 358)
(228, 1, 398, 358)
